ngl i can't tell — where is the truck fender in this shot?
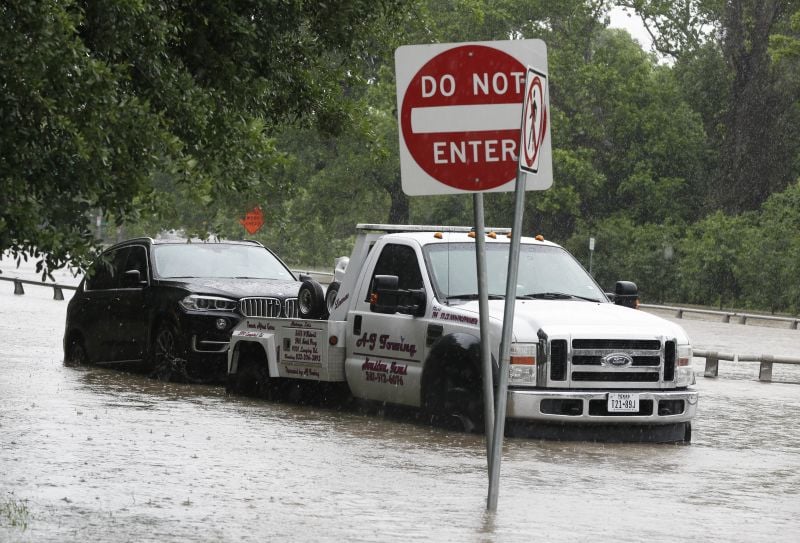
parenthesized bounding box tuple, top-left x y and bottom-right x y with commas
(420, 333, 497, 414)
(228, 331, 280, 378)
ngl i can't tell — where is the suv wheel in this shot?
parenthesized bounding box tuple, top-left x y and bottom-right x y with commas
(64, 339, 88, 367)
(150, 323, 186, 382)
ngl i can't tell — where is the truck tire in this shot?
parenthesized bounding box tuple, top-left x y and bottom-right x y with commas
(298, 279, 327, 319)
(226, 353, 272, 399)
(423, 335, 486, 433)
(424, 364, 484, 433)
(325, 281, 340, 314)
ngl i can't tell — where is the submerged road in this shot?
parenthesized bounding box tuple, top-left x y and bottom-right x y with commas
(0, 284, 798, 542)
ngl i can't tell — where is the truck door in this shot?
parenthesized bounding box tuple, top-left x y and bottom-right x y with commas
(345, 242, 430, 406)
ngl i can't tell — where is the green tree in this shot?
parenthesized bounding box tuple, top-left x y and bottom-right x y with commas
(619, 0, 800, 213)
(736, 180, 800, 312)
(677, 211, 752, 308)
(0, 0, 403, 275)
(566, 216, 683, 302)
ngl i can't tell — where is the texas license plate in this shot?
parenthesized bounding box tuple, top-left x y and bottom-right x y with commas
(608, 392, 640, 412)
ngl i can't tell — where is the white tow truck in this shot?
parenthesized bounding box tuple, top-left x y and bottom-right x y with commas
(226, 224, 697, 442)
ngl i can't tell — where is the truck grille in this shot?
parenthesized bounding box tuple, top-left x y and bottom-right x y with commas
(542, 336, 676, 389)
(239, 297, 299, 318)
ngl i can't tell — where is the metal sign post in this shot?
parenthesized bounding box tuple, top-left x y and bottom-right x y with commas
(487, 66, 550, 511)
(473, 193, 495, 463)
(486, 168, 526, 511)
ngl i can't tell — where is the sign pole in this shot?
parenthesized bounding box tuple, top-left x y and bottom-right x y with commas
(473, 193, 495, 465)
(488, 65, 545, 511)
(487, 168, 526, 511)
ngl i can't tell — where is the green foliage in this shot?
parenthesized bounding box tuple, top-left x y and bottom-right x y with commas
(3, 0, 800, 314)
(621, 0, 800, 212)
(676, 211, 750, 308)
(0, 495, 30, 531)
(0, 0, 404, 275)
(735, 181, 800, 313)
(566, 216, 683, 302)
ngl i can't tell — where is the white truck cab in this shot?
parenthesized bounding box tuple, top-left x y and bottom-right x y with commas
(227, 224, 697, 441)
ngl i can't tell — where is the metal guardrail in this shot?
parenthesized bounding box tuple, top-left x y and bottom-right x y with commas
(291, 269, 334, 285)
(694, 349, 800, 382)
(0, 276, 78, 300)
(641, 303, 800, 330)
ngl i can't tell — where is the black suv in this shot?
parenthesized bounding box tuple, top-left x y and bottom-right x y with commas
(63, 237, 302, 382)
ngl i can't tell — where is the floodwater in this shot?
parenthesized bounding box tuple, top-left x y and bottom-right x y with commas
(1, 285, 799, 542)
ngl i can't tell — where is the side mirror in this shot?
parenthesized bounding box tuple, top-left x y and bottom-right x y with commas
(369, 275, 427, 317)
(122, 269, 145, 288)
(402, 289, 427, 317)
(613, 280, 639, 309)
(370, 275, 400, 314)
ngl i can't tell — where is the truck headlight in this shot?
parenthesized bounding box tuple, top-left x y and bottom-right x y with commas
(509, 343, 537, 386)
(675, 344, 695, 386)
(179, 294, 237, 312)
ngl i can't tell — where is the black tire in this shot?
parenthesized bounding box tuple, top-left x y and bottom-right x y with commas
(683, 422, 692, 443)
(298, 279, 327, 319)
(226, 355, 272, 399)
(149, 322, 186, 382)
(64, 338, 88, 367)
(425, 363, 484, 434)
(325, 281, 340, 315)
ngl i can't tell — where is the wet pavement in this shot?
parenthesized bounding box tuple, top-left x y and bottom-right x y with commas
(1, 285, 799, 542)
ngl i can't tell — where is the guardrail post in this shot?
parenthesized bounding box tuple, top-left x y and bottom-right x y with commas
(704, 352, 719, 378)
(675, 309, 683, 319)
(735, 315, 747, 325)
(792, 320, 799, 330)
(722, 314, 730, 323)
(13, 279, 25, 295)
(53, 285, 64, 301)
(759, 355, 774, 382)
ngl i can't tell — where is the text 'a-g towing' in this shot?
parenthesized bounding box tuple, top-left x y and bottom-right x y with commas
(225, 224, 697, 443)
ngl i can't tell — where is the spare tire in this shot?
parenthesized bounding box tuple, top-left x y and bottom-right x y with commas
(325, 281, 341, 315)
(298, 279, 327, 319)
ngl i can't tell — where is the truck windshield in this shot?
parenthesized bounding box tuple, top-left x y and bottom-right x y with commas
(423, 242, 606, 303)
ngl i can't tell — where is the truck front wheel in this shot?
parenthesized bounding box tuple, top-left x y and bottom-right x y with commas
(683, 422, 692, 443)
(425, 363, 484, 434)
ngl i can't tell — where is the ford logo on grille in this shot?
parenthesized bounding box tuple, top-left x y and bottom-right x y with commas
(602, 352, 634, 367)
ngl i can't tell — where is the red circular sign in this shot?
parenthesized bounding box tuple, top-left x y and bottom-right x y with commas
(400, 45, 525, 191)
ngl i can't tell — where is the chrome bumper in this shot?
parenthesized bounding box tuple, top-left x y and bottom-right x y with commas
(506, 388, 698, 424)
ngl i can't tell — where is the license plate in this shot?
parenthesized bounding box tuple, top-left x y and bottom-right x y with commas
(608, 392, 640, 413)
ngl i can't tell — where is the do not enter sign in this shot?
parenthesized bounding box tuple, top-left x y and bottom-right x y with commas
(395, 40, 552, 196)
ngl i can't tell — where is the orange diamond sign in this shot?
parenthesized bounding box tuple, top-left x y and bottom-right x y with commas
(239, 206, 264, 235)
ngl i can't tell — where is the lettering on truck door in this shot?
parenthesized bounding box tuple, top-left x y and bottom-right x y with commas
(345, 243, 429, 406)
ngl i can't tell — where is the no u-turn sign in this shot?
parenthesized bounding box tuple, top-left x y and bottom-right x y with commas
(395, 40, 552, 196)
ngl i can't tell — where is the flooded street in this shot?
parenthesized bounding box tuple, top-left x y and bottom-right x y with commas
(1, 286, 799, 542)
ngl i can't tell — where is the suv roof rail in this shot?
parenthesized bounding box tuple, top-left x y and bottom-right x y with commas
(150, 237, 263, 246)
(355, 224, 512, 234)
